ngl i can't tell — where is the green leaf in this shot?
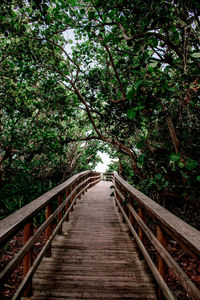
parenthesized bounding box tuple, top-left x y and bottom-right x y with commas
(196, 176, 200, 182)
(80, 8, 85, 15)
(191, 53, 200, 58)
(136, 141, 144, 149)
(127, 88, 135, 101)
(182, 172, 190, 179)
(185, 159, 198, 170)
(67, 0, 77, 6)
(108, 9, 117, 19)
(134, 80, 142, 89)
(168, 87, 175, 92)
(138, 154, 145, 163)
(9, 61, 15, 69)
(88, 11, 95, 20)
(155, 173, 162, 180)
(169, 153, 181, 162)
(148, 66, 154, 72)
(151, 37, 158, 47)
(178, 161, 184, 168)
(127, 108, 136, 120)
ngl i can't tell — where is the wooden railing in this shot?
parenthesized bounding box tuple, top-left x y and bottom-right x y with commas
(101, 172, 113, 181)
(109, 171, 200, 300)
(0, 170, 100, 299)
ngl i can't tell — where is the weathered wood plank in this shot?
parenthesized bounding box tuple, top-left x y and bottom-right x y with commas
(116, 195, 175, 300)
(0, 171, 93, 243)
(31, 181, 156, 300)
(114, 172, 200, 260)
(127, 203, 200, 299)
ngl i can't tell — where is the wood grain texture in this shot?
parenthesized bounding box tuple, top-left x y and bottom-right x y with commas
(31, 181, 156, 299)
(0, 171, 92, 243)
(127, 204, 200, 299)
(114, 172, 200, 260)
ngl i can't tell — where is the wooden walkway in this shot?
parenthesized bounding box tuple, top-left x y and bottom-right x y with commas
(31, 181, 156, 299)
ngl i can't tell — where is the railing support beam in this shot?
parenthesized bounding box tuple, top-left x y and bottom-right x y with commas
(138, 206, 144, 259)
(58, 192, 63, 235)
(157, 225, 167, 299)
(23, 221, 33, 297)
(65, 187, 70, 221)
(45, 203, 52, 257)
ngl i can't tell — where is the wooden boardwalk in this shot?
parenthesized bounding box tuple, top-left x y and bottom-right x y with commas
(31, 181, 156, 299)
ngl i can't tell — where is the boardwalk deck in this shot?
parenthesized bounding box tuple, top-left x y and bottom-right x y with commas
(31, 181, 156, 299)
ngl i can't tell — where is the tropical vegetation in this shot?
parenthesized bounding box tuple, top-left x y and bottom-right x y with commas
(0, 0, 199, 226)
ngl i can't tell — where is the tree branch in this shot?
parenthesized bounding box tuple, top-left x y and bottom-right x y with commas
(116, 23, 183, 59)
(104, 45, 127, 101)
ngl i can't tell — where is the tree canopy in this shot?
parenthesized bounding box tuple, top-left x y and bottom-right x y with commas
(0, 0, 200, 224)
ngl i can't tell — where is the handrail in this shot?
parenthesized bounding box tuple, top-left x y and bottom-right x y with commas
(101, 172, 113, 181)
(0, 170, 88, 243)
(0, 170, 100, 299)
(108, 171, 200, 300)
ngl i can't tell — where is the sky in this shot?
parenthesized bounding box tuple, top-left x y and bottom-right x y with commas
(62, 31, 115, 174)
(63, 29, 75, 53)
(95, 152, 114, 173)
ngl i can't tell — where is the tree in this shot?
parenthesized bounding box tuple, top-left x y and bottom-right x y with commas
(0, 1, 104, 217)
(0, 0, 200, 219)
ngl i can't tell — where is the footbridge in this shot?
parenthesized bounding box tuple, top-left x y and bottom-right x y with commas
(0, 171, 199, 299)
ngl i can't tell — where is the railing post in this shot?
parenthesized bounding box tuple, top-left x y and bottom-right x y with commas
(138, 206, 144, 259)
(121, 189, 126, 223)
(80, 179, 82, 196)
(128, 199, 135, 236)
(73, 184, 76, 206)
(113, 176, 117, 206)
(78, 177, 81, 200)
(65, 186, 70, 221)
(73, 182, 77, 205)
(117, 183, 121, 212)
(58, 192, 63, 234)
(45, 203, 52, 257)
(82, 178, 85, 196)
(157, 225, 167, 299)
(23, 220, 33, 297)
(71, 184, 74, 211)
(74, 181, 77, 205)
(84, 176, 87, 191)
(85, 174, 88, 189)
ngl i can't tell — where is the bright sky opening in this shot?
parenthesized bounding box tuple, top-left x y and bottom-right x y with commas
(95, 152, 113, 173)
(63, 31, 114, 174)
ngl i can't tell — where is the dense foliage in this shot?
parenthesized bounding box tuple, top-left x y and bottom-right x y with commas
(0, 0, 199, 223)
